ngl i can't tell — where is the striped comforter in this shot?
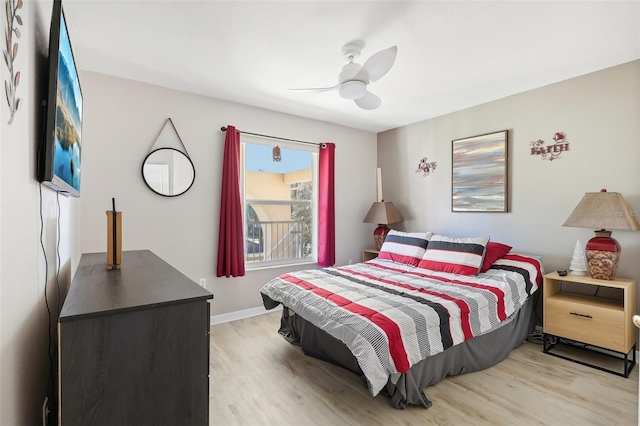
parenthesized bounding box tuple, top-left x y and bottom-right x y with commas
(260, 253, 543, 396)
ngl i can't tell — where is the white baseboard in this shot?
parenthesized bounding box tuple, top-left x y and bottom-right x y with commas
(210, 305, 282, 325)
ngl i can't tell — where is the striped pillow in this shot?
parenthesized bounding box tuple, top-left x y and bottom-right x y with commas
(378, 230, 433, 266)
(418, 235, 490, 276)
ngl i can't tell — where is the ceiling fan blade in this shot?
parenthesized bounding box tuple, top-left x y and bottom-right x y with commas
(354, 91, 381, 110)
(353, 46, 397, 84)
(288, 84, 339, 93)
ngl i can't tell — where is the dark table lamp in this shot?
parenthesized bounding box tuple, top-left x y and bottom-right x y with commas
(563, 189, 639, 280)
(363, 200, 403, 251)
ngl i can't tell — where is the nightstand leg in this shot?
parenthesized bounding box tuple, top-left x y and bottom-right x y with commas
(543, 334, 635, 378)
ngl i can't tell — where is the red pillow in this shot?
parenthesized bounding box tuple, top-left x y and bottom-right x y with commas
(480, 242, 512, 272)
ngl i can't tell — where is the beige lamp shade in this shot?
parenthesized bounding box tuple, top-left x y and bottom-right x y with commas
(363, 201, 403, 225)
(562, 190, 640, 231)
(563, 189, 639, 280)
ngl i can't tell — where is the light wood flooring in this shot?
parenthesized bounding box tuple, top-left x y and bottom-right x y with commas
(210, 312, 638, 426)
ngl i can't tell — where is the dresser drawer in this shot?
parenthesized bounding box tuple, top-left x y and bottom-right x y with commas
(544, 295, 626, 352)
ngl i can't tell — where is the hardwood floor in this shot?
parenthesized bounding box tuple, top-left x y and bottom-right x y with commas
(210, 312, 638, 426)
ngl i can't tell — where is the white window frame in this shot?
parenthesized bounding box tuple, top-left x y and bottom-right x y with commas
(240, 135, 318, 270)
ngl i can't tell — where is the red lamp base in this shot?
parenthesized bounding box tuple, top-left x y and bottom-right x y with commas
(373, 224, 390, 251)
(585, 230, 620, 280)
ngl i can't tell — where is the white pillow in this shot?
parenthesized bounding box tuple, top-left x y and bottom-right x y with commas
(418, 234, 490, 275)
(377, 230, 433, 266)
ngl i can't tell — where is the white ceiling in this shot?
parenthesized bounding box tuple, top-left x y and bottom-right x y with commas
(62, 1, 640, 133)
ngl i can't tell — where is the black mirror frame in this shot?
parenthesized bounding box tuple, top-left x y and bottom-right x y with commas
(141, 147, 196, 197)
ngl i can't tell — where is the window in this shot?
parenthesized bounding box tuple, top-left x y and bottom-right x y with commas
(242, 138, 318, 268)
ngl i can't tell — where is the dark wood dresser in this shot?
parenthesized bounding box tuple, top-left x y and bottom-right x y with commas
(58, 250, 213, 425)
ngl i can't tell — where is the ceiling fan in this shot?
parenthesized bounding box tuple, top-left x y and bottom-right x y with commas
(290, 44, 398, 110)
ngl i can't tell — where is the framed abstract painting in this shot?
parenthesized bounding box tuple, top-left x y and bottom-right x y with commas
(452, 130, 508, 212)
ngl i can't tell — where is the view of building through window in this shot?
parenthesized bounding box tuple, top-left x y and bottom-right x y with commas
(243, 141, 315, 266)
(290, 181, 312, 257)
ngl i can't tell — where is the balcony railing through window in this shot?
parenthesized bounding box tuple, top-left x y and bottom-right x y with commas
(245, 200, 312, 264)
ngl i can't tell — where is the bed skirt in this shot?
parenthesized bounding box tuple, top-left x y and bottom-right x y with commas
(273, 294, 536, 409)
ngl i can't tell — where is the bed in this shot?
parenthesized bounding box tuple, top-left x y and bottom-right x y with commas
(260, 232, 543, 408)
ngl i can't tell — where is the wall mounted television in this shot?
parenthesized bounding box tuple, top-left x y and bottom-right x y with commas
(38, 0, 83, 197)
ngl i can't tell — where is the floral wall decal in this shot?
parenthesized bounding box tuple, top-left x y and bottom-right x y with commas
(4, 0, 23, 125)
(416, 157, 437, 176)
(530, 132, 570, 161)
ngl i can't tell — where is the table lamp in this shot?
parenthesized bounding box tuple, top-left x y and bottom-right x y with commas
(363, 200, 403, 251)
(563, 189, 639, 280)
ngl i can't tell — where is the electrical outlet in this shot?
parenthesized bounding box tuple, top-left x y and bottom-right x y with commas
(348, 260, 353, 265)
(198, 278, 206, 288)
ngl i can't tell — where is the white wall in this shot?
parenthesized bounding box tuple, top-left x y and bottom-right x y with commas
(0, 1, 82, 424)
(378, 60, 640, 293)
(79, 71, 377, 316)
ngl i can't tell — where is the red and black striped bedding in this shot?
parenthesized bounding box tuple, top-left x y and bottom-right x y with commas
(260, 253, 543, 396)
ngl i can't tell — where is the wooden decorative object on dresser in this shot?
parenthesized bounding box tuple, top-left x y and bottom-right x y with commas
(58, 250, 213, 426)
(542, 271, 636, 377)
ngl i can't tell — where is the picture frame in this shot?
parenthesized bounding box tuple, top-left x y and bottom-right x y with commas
(452, 130, 508, 212)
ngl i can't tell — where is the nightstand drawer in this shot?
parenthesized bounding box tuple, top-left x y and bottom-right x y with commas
(545, 296, 626, 352)
(542, 271, 636, 377)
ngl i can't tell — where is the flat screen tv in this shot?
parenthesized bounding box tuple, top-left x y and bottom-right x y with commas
(38, 0, 82, 197)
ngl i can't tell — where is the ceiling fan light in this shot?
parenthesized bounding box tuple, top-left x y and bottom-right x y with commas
(339, 81, 367, 100)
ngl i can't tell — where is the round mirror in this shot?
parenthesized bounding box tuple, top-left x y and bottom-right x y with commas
(142, 148, 195, 197)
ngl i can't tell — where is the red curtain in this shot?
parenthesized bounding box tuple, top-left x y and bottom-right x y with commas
(216, 125, 245, 277)
(318, 143, 336, 267)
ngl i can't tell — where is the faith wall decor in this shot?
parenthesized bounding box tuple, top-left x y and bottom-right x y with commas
(530, 132, 570, 161)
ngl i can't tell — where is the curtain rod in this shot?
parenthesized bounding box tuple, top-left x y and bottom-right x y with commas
(220, 126, 325, 148)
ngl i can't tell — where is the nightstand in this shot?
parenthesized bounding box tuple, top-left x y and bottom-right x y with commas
(542, 271, 636, 377)
(362, 249, 379, 262)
